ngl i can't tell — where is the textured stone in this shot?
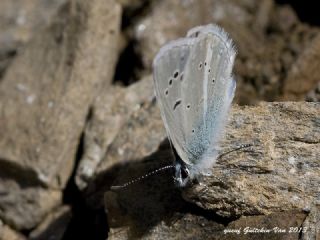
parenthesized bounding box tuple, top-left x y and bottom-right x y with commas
(306, 82, 320, 102)
(0, 0, 67, 77)
(0, 177, 61, 230)
(283, 35, 320, 101)
(0, 0, 121, 230)
(0, 0, 121, 189)
(0, 0, 67, 48)
(0, 219, 26, 240)
(76, 75, 154, 190)
(223, 211, 307, 240)
(107, 213, 225, 240)
(104, 102, 319, 239)
(301, 205, 320, 240)
(29, 205, 71, 240)
(107, 211, 308, 240)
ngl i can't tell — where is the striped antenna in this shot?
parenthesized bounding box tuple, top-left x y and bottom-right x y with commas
(110, 165, 175, 190)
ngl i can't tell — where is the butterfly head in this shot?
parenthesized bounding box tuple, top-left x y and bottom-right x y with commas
(174, 161, 191, 187)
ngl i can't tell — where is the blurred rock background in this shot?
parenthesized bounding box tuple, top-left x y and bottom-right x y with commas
(0, 0, 319, 239)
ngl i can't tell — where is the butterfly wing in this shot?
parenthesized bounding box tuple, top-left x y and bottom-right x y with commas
(153, 24, 236, 172)
(153, 37, 195, 163)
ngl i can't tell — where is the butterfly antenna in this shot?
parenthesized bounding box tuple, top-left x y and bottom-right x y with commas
(111, 165, 175, 191)
(218, 143, 253, 159)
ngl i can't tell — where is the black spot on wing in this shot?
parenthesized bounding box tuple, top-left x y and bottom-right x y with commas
(173, 99, 182, 110)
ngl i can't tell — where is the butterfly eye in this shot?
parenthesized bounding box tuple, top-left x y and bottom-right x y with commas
(169, 78, 173, 86)
(212, 78, 215, 83)
(186, 104, 190, 109)
(181, 166, 190, 180)
(208, 68, 211, 73)
(165, 89, 169, 96)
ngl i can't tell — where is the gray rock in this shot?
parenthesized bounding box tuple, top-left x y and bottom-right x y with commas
(104, 102, 319, 239)
(306, 82, 320, 102)
(76, 75, 155, 190)
(107, 211, 307, 240)
(29, 205, 72, 240)
(283, 34, 320, 101)
(0, 0, 67, 47)
(0, 175, 61, 230)
(107, 213, 224, 240)
(0, 0, 121, 230)
(301, 205, 320, 240)
(0, 0, 67, 78)
(224, 211, 307, 240)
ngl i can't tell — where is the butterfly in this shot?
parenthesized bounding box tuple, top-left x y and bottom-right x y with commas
(153, 24, 236, 187)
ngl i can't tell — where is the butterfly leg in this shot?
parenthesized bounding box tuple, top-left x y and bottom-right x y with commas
(218, 143, 253, 160)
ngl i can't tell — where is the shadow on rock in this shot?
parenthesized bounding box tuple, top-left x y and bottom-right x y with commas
(83, 140, 188, 237)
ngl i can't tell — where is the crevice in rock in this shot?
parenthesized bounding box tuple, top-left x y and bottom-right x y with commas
(180, 201, 239, 226)
(298, 213, 309, 240)
(291, 137, 320, 145)
(113, 39, 144, 86)
(0, 49, 17, 80)
(62, 130, 108, 239)
(113, 0, 153, 86)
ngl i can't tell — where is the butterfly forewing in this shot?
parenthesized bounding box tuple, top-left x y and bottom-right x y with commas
(153, 39, 195, 163)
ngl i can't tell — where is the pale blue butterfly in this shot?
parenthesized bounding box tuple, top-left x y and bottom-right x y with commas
(153, 24, 236, 187)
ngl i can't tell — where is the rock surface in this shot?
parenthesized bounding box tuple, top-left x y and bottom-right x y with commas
(29, 205, 71, 240)
(107, 211, 307, 240)
(0, 219, 26, 240)
(0, 0, 67, 47)
(283, 34, 320, 101)
(302, 205, 320, 240)
(76, 75, 154, 191)
(306, 83, 320, 102)
(0, 0, 121, 230)
(0, 177, 61, 230)
(0, 0, 67, 78)
(105, 102, 319, 239)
